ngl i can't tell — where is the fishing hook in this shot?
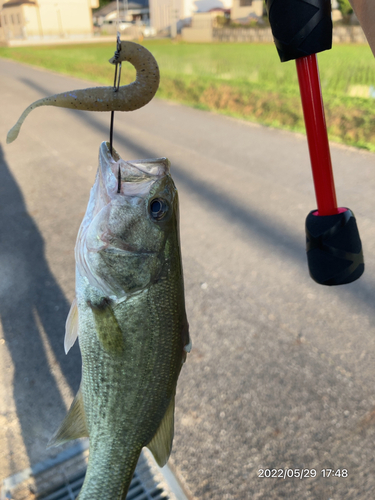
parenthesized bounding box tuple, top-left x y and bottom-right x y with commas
(117, 165, 121, 194)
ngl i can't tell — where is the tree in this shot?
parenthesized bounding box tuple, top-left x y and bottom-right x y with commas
(97, 0, 112, 9)
(337, 0, 353, 22)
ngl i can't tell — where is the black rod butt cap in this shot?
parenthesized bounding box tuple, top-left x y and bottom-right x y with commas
(265, 0, 332, 62)
(305, 208, 364, 286)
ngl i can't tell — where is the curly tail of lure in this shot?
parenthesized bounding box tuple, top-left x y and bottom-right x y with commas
(6, 41, 160, 144)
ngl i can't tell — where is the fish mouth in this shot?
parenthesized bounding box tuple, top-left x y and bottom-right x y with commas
(99, 142, 170, 199)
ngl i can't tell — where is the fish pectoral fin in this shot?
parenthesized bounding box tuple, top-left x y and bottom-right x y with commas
(64, 298, 79, 354)
(146, 395, 175, 468)
(90, 300, 124, 355)
(48, 386, 88, 448)
(182, 316, 191, 363)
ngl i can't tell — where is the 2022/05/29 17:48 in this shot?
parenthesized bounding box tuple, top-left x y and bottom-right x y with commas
(258, 469, 349, 479)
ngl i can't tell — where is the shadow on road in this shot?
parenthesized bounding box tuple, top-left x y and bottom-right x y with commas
(0, 144, 81, 465)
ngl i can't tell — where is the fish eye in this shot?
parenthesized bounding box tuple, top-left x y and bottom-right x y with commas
(150, 198, 168, 221)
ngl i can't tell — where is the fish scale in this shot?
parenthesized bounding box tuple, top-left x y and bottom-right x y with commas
(77, 280, 183, 498)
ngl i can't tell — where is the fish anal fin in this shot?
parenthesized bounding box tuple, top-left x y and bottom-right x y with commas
(146, 395, 175, 467)
(48, 386, 88, 448)
(64, 298, 79, 354)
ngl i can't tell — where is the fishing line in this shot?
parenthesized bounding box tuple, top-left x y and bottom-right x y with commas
(109, 0, 123, 156)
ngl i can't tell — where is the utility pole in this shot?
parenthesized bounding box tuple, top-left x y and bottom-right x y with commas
(123, 0, 128, 21)
(170, 0, 177, 38)
(36, 2, 43, 39)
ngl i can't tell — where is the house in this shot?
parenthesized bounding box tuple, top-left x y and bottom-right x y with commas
(181, 10, 223, 42)
(180, 0, 264, 41)
(93, 0, 150, 26)
(230, 0, 263, 23)
(0, 0, 98, 42)
(149, 0, 182, 36)
(149, 0, 231, 35)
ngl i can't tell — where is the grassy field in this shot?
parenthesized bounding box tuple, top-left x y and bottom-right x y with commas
(1, 40, 375, 149)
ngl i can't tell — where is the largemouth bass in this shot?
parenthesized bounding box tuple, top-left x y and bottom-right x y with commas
(49, 141, 191, 500)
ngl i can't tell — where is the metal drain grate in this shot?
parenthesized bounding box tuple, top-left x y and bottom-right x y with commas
(1, 443, 187, 500)
(37, 470, 85, 500)
(37, 454, 169, 500)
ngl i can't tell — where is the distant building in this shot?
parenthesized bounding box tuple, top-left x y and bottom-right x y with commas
(0, 0, 98, 42)
(180, 0, 263, 42)
(149, 0, 182, 35)
(149, 0, 231, 35)
(93, 0, 149, 26)
(181, 10, 226, 42)
(230, 0, 263, 23)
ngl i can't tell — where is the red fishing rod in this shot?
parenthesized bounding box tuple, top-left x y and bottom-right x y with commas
(266, 0, 364, 285)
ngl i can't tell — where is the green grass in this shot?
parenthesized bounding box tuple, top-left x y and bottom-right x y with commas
(1, 40, 375, 149)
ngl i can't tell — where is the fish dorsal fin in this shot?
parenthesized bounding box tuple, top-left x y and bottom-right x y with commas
(48, 386, 88, 448)
(64, 298, 79, 354)
(147, 395, 175, 467)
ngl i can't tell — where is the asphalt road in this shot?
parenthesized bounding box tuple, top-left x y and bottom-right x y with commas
(1, 57, 375, 499)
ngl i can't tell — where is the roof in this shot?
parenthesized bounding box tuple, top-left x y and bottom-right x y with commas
(94, 0, 148, 16)
(2, 0, 36, 7)
(208, 7, 230, 12)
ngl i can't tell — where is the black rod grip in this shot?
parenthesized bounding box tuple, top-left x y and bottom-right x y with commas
(305, 209, 364, 285)
(265, 0, 332, 62)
